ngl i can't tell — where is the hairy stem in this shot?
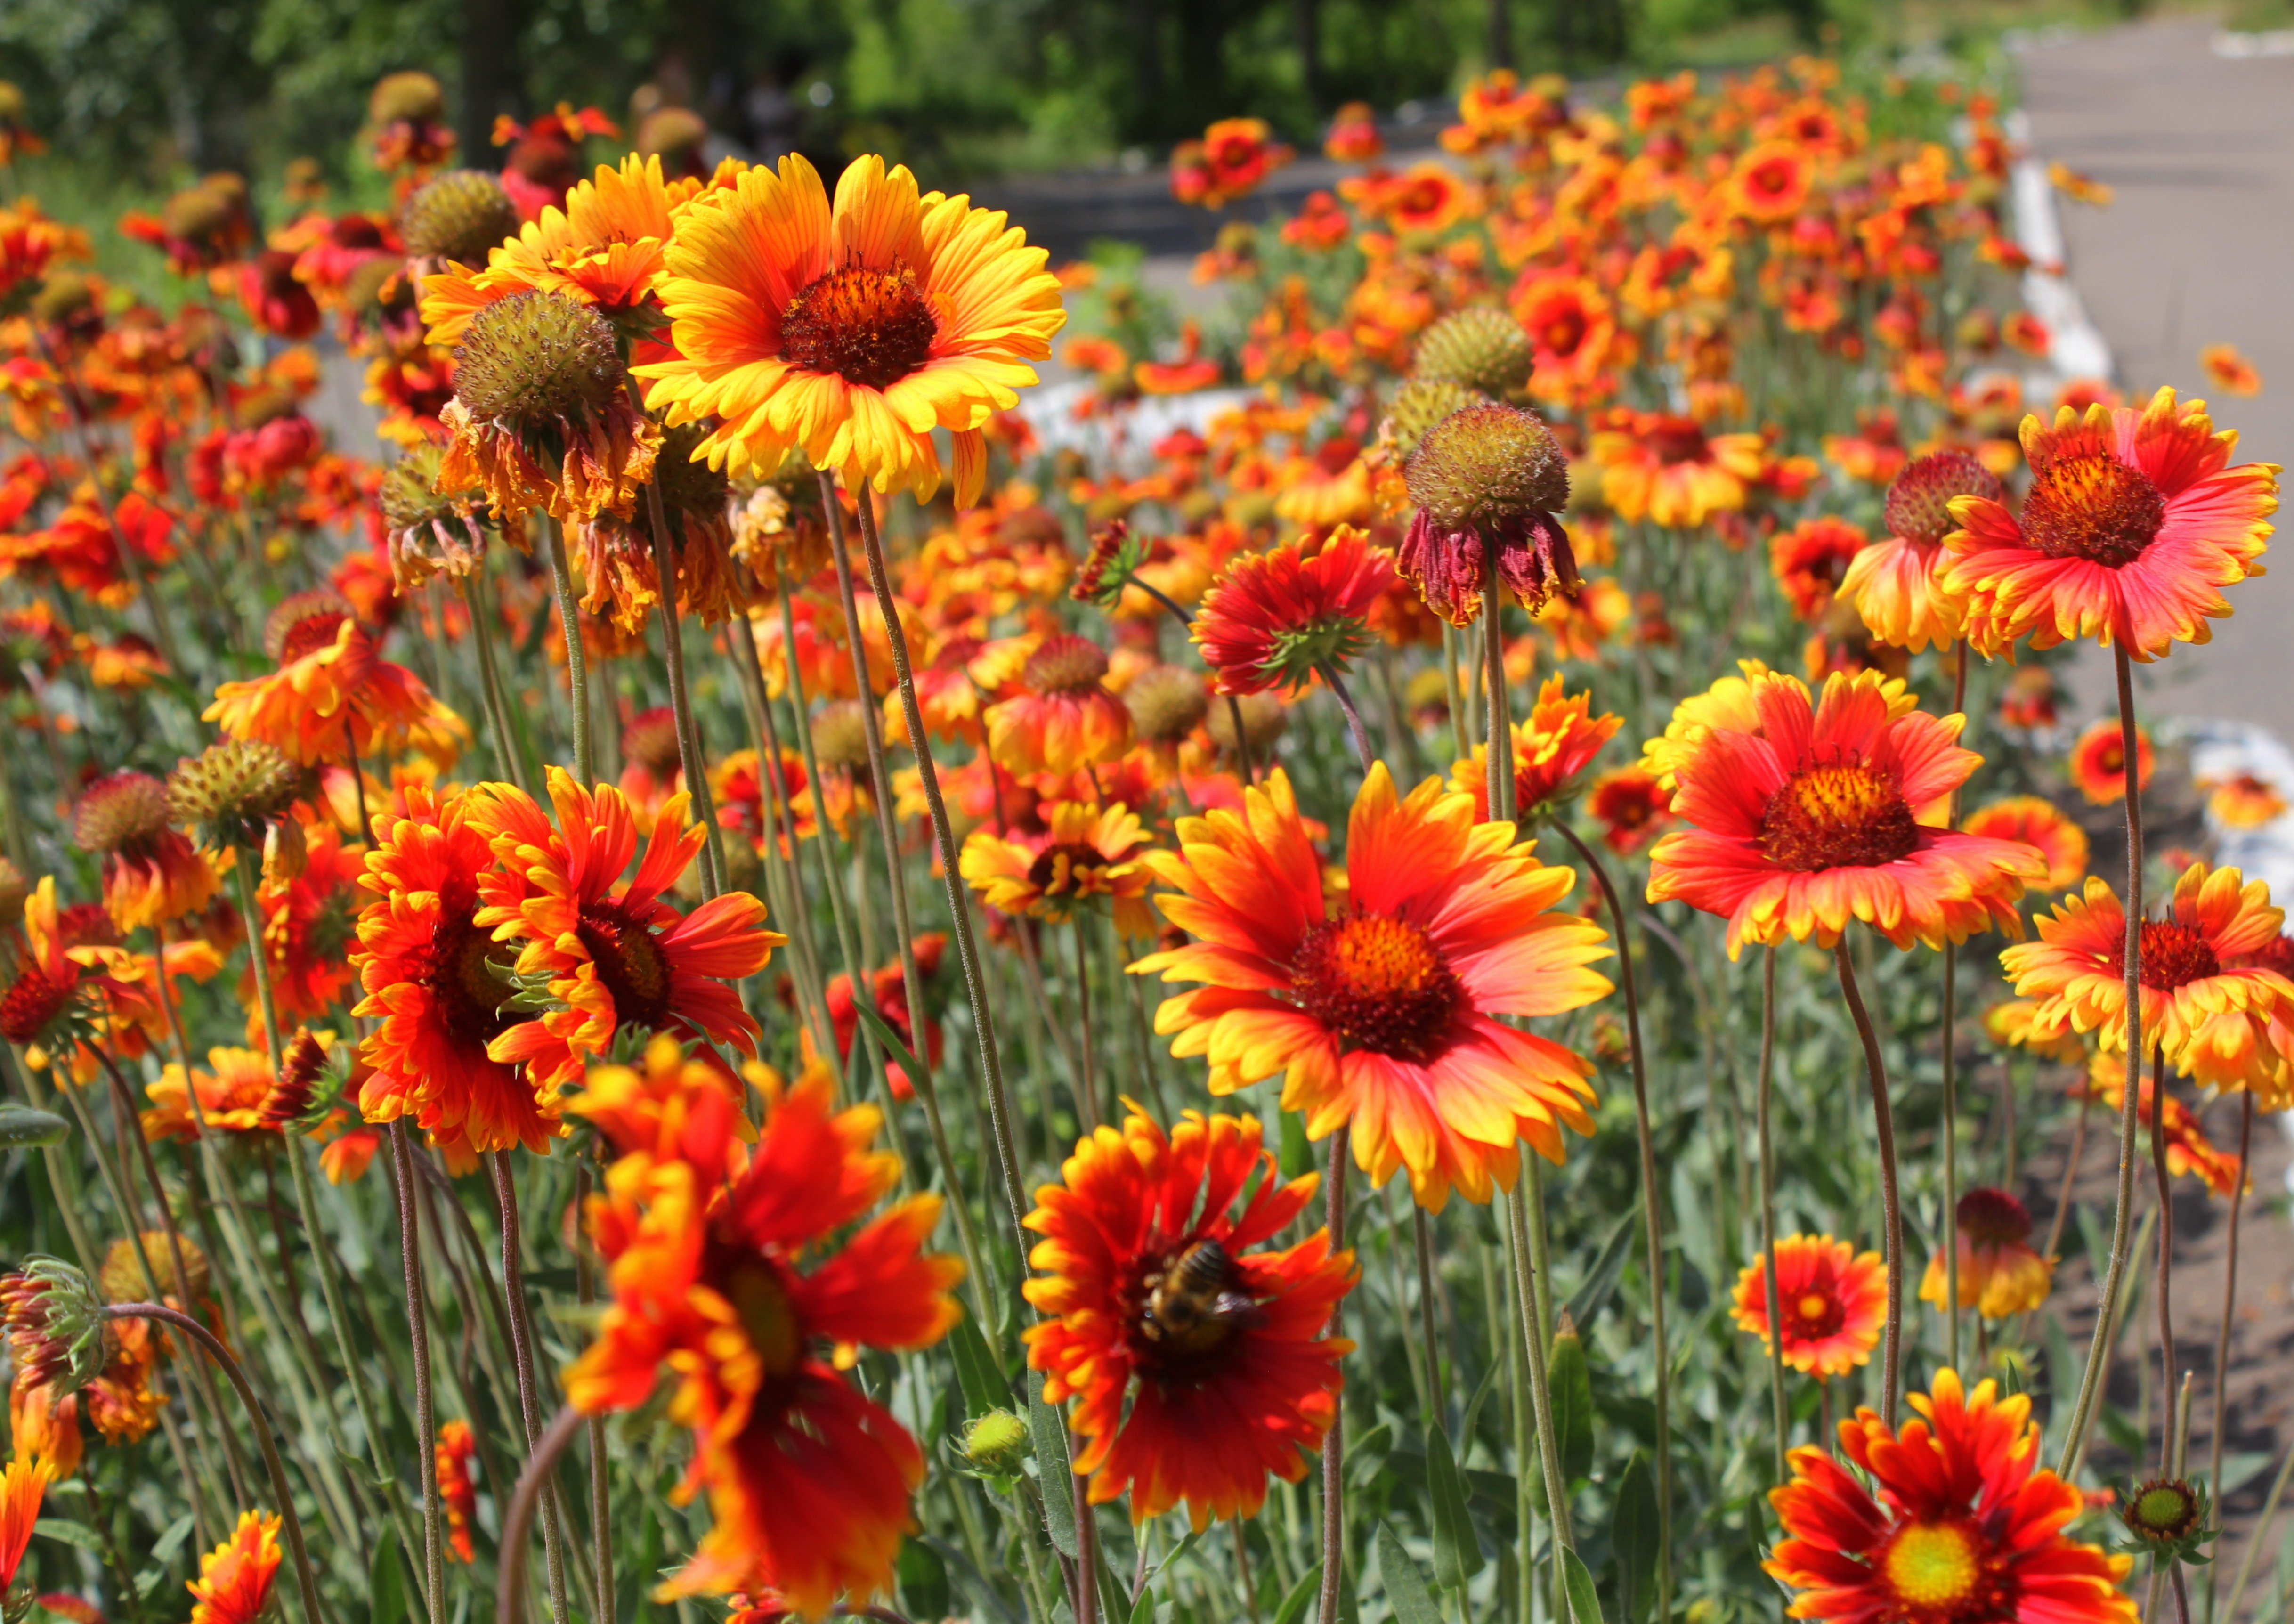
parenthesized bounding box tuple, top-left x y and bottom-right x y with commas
(542, 514, 593, 786)
(1758, 944, 1790, 1482)
(2205, 1090, 2253, 1619)
(488, 1151, 570, 1624)
(1317, 1129, 1351, 1624)
(1834, 936, 1902, 1424)
(389, 1121, 446, 1624)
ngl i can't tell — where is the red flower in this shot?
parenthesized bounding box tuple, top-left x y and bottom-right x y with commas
(1193, 527, 1396, 696)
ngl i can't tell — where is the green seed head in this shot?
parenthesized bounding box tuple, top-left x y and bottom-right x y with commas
(1412, 307, 1532, 396)
(167, 739, 304, 848)
(402, 170, 521, 266)
(1382, 377, 1488, 462)
(369, 70, 446, 127)
(963, 1410, 1031, 1476)
(452, 289, 623, 425)
(1405, 402, 1571, 531)
(1125, 664, 1210, 745)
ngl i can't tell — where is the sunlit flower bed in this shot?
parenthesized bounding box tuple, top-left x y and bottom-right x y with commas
(0, 52, 2282, 1624)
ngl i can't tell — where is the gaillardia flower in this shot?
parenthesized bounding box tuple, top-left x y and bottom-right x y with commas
(1192, 527, 1396, 696)
(1919, 1187, 2053, 1319)
(1131, 765, 1611, 1210)
(1646, 668, 2047, 957)
(73, 770, 216, 932)
(1961, 795, 2089, 892)
(2067, 714, 2154, 806)
(1766, 1370, 2135, 1624)
(1941, 387, 2278, 659)
(959, 799, 1156, 939)
(1399, 402, 1580, 625)
(206, 591, 466, 768)
(1730, 1233, 1886, 1379)
(186, 1511, 283, 1624)
(983, 634, 1134, 776)
(1024, 1108, 1354, 1529)
(1839, 449, 2002, 652)
(1447, 673, 1620, 824)
(637, 153, 1065, 505)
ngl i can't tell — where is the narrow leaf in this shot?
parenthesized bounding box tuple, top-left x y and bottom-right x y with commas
(1549, 1326, 1595, 1488)
(1427, 1422, 1484, 1591)
(949, 1308, 1006, 1419)
(1375, 1526, 1443, 1624)
(369, 1524, 408, 1624)
(852, 998, 926, 1083)
(1560, 1548, 1606, 1624)
(149, 1513, 196, 1568)
(1562, 1209, 1638, 1330)
(33, 1519, 106, 1553)
(1029, 1373, 1080, 1559)
(1611, 1451, 1659, 1624)
(1271, 1563, 1322, 1624)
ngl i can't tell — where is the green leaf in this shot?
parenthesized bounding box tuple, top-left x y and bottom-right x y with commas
(1549, 1326, 1595, 1488)
(1610, 1452, 1659, 1624)
(33, 1519, 105, 1553)
(1563, 1209, 1639, 1330)
(369, 1523, 408, 1624)
(1029, 1373, 1080, 1559)
(898, 1536, 951, 1620)
(1457, 1356, 1502, 1459)
(1279, 1109, 1313, 1180)
(1560, 1548, 1606, 1624)
(0, 1104, 68, 1147)
(1374, 1526, 1443, 1624)
(950, 1308, 1006, 1419)
(853, 997, 926, 1082)
(1271, 1563, 1322, 1624)
(1427, 1422, 1483, 1592)
(149, 1513, 195, 1568)
(1128, 1585, 1156, 1624)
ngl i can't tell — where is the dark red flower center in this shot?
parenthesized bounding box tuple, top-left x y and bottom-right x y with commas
(1789, 1286, 1844, 1340)
(279, 610, 351, 664)
(782, 263, 939, 390)
(1758, 762, 1920, 872)
(2022, 451, 2166, 568)
(1026, 841, 1114, 898)
(579, 906, 673, 1031)
(1536, 305, 1589, 359)
(1648, 419, 1710, 465)
(430, 912, 514, 1047)
(1290, 911, 1462, 1061)
(1954, 1186, 2032, 1249)
(2112, 918, 2221, 991)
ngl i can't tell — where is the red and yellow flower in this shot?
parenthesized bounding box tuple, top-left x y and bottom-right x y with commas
(2205, 771, 2289, 829)
(1587, 411, 1770, 529)
(1962, 795, 2089, 892)
(1940, 387, 2278, 660)
(0, 1453, 47, 1592)
(2067, 714, 2155, 805)
(207, 593, 466, 768)
(1024, 1108, 1354, 1528)
(437, 1421, 478, 1563)
(1766, 1370, 2134, 1623)
(141, 1047, 277, 1141)
(564, 1039, 961, 1612)
(638, 154, 1066, 505)
(1192, 526, 1395, 697)
(960, 799, 1156, 939)
(1588, 766, 1674, 856)
(983, 634, 1134, 776)
(186, 1512, 283, 1624)
(1767, 515, 1867, 622)
(1919, 1187, 2054, 1319)
(2201, 343, 2263, 397)
(2080, 1050, 2248, 1192)
(1730, 1234, 1886, 1379)
(1646, 668, 2047, 956)
(1446, 674, 1620, 824)
(1131, 765, 1611, 1210)
(72, 770, 217, 933)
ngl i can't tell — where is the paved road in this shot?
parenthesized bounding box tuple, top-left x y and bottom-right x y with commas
(2018, 21, 2294, 735)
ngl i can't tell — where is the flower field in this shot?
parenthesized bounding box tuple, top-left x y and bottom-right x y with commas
(0, 50, 2286, 1624)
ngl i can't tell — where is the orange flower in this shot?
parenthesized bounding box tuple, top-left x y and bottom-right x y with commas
(437, 1421, 478, 1563)
(1962, 795, 2089, 892)
(72, 770, 217, 932)
(251, 820, 363, 1023)
(960, 799, 1156, 940)
(207, 593, 466, 768)
(564, 1042, 961, 1612)
(983, 634, 1134, 776)
(1730, 1234, 1886, 1379)
(1732, 140, 1815, 222)
(1131, 765, 1611, 1210)
(469, 768, 781, 1092)
(1839, 449, 2006, 652)
(1323, 103, 1383, 163)
(142, 1047, 277, 1141)
(2080, 1050, 2247, 1193)
(638, 154, 1065, 506)
(2049, 162, 2115, 207)
(1588, 411, 1769, 528)
(186, 1511, 283, 1624)
(1508, 272, 1618, 404)
(1766, 1371, 2134, 1623)
(2067, 714, 2155, 805)
(1170, 120, 1293, 208)
(352, 784, 559, 1158)
(1983, 998, 2090, 1064)
(1768, 515, 1867, 622)
(1025, 1108, 1354, 1528)
(0, 878, 90, 1047)
(1940, 388, 2279, 660)
(2002, 861, 2294, 1088)
(1588, 766, 1673, 856)
(2204, 771, 2287, 829)
(2201, 342, 2263, 396)
(1375, 163, 1473, 236)
(1919, 1187, 2053, 1318)
(1646, 668, 2046, 957)
(1192, 526, 1395, 697)
(1446, 674, 1620, 824)
(711, 747, 819, 858)
(0, 1454, 48, 1592)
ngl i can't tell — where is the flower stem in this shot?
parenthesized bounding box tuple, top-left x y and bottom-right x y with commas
(1410, 1205, 1442, 1429)
(1757, 943, 1790, 1484)
(1317, 660, 1375, 777)
(2224, 1428, 2294, 1622)
(2205, 1089, 2253, 1620)
(1941, 939, 1962, 1372)
(1317, 1129, 1350, 1624)
(2150, 1046, 2178, 1473)
(2057, 642, 2147, 1478)
(1508, 1175, 1575, 1550)
(231, 859, 283, 1066)
(1071, 919, 1101, 1133)
(1832, 935, 1902, 1424)
(496, 1404, 585, 1624)
(488, 1150, 570, 1624)
(542, 513, 594, 786)
(389, 1120, 446, 1624)
(572, 1153, 614, 1624)
(104, 1303, 325, 1624)
(463, 572, 534, 796)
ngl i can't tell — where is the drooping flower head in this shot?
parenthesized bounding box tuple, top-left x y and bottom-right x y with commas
(1840, 449, 2003, 652)
(186, 1511, 282, 1624)
(638, 153, 1065, 506)
(1646, 667, 2048, 957)
(564, 1040, 962, 1612)
(72, 770, 217, 932)
(1399, 403, 1580, 626)
(468, 767, 781, 1092)
(1962, 795, 2089, 892)
(2080, 1048, 2249, 1190)
(1192, 527, 1397, 697)
(1940, 386, 2278, 659)
(1447, 674, 1620, 825)
(0, 878, 91, 1047)
(1766, 1370, 2135, 1624)
(1919, 1187, 2054, 1319)
(2067, 714, 2154, 805)
(1730, 1234, 1886, 1379)
(141, 1047, 278, 1141)
(1132, 765, 1611, 1210)
(984, 635, 1134, 776)
(206, 591, 467, 768)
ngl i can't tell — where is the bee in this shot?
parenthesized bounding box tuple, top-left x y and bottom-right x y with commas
(1141, 1238, 1256, 1352)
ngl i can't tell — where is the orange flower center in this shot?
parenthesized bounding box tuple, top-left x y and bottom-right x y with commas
(2112, 918, 2222, 991)
(1758, 762, 1919, 872)
(2023, 451, 2166, 568)
(579, 907, 673, 1030)
(1790, 1288, 1843, 1339)
(1290, 911, 1462, 1061)
(781, 263, 938, 390)
(1879, 1521, 1981, 1610)
(723, 1257, 806, 1378)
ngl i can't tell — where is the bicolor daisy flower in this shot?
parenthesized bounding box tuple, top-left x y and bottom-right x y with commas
(2067, 714, 2154, 806)
(1961, 795, 2089, 892)
(1730, 1234, 1886, 1379)
(1447, 674, 1621, 825)
(959, 798, 1156, 939)
(1646, 667, 2047, 957)
(1918, 1187, 2053, 1319)
(436, 1421, 478, 1563)
(1839, 449, 2002, 653)
(1131, 764, 1611, 1210)
(1766, 1371, 2135, 1624)
(206, 592, 466, 768)
(1940, 386, 2278, 659)
(73, 771, 216, 932)
(983, 634, 1134, 777)
(1024, 1108, 1354, 1529)
(186, 1511, 283, 1624)
(1192, 527, 1395, 697)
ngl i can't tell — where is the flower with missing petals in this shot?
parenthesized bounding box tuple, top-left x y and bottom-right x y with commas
(1399, 403, 1579, 625)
